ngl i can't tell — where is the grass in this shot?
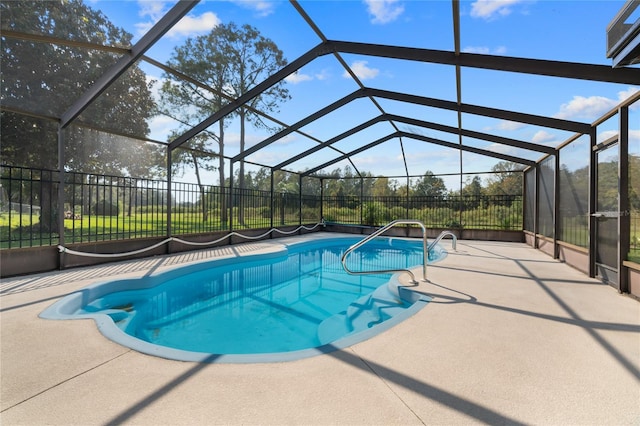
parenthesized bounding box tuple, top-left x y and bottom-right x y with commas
(2, 209, 639, 267)
(0, 210, 303, 248)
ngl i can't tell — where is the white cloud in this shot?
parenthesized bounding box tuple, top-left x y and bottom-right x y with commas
(168, 12, 221, 37)
(531, 130, 556, 145)
(138, 0, 166, 21)
(285, 69, 331, 84)
(364, 0, 405, 24)
(597, 129, 618, 144)
(224, 131, 268, 148)
(463, 46, 490, 54)
(618, 87, 640, 109)
(555, 95, 617, 120)
(135, 22, 153, 37)
(353, 155, 385, 166)
(494, 46, 508, 55)
(136, 1, 220, 38)
(147, 114, 179, 142)
(285, 72, 313, 84)
(315, 69, 331, 81)
(487, 143, 517, 155)
(555, 88, 638, 121)
(404, 149, 458, 163)
(596, 129, 640, 144)
(344, 60, 380, 80)
(231, 0, 276, 17)
(274, 134, 298, 146)
(483, 120, 526, 132)
(463, 45, 508, 55)
(247, 150, 291, 165)
(470, 0, 525, 20)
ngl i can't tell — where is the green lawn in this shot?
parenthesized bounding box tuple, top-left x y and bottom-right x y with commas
(2, 209, 639, 266)
(0, 211, 303, 248)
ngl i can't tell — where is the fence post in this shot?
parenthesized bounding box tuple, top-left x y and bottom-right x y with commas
(406, 176, 410, 219)
(270, 171, 274, 234)
(553, 152, 560, 259)
(534, 164, 540, 249)
(229, 161, 234, 237)
(299, 174, 303, 227)
(619, 105, 630, 293)
(360, 178, 363, 225)
(320, 178, 324, 222)
(57, 124, 66, 270)
(588, 127, 597, 277)
(166, 148, 172, 254)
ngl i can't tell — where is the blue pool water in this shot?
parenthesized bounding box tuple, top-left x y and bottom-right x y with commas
(41, 236, 444, 362)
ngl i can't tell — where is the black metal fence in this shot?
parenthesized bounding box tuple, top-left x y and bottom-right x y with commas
(1, 165, 523, 249)
(323, 194, 523, 230)
(0, 165, 322, 248)
(0, 166, 58, 248)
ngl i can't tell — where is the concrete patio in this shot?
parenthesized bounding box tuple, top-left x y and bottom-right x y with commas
(1, 237, 638, 425)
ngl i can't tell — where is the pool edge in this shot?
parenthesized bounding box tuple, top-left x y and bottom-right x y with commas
(40, 235, 437, 364)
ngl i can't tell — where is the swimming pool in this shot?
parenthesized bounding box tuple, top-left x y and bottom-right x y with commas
(41, 236, 445, 363)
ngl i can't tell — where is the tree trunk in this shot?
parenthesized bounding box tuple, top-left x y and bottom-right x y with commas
(38, 171, 59, 234)
(191, 152, 208, 222)
(218, 120, 227, 227)
(127, 179, 136, 217)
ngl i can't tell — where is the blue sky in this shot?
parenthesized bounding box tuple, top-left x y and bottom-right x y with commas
(90, 0, 639, 188)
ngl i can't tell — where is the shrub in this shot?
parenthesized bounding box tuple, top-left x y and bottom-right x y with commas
(363, 202, 380, 226)
(301, 207, 320, 221)
(323, 214, 336, 222)
(443, 218, 463, 229)
(389, 206, 406, 220)
(259, 206, 272, 218)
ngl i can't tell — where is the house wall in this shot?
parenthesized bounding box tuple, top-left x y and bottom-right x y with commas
(557, 242, 589, 275)
(536, 235, 555, 257)
(624, 262, 640, 300)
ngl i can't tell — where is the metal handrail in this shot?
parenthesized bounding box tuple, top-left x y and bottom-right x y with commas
(340, 219, 428, 284)
(428, 230, 457, 252)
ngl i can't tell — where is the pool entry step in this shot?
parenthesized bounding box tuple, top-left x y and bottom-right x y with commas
(316, 284, 408, 345)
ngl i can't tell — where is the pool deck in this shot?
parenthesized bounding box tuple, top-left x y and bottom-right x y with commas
(1, 235, 639, 425)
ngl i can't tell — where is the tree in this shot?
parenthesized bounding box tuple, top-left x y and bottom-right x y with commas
(485, 161, 524, 196)
(159, 23, 289, 226)
(170, 133, 218, 222)
(247, 167, 271, 191)
(220, 23, 289, 225)
(372, 177, 394, 197)
(1, 0, 157, 173)
(273, 170, 298, 193)
(462, 176, 483, 196)
(461, 176, 484, 210)
(321, 166, 362, 211)
(158, 28, 233, 224)
(301, 175, 321, 197)
(412, 171, 447, 198)
(1, 0, 158, 232)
